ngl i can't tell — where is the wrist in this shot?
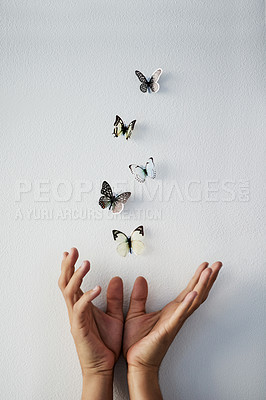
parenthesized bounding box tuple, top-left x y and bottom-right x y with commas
(128, 364, 159, 378)
(82, 371, 113, 400)
(127, 365, 162, 400)
(82, 368, 114, 379)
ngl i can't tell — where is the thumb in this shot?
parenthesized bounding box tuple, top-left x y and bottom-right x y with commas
(127, 276, 148, 317)
(73, 285, 101, 324)
(106, 277, 124, 322)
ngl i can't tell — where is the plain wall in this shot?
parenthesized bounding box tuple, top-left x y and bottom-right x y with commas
(1, 1, 265, 399)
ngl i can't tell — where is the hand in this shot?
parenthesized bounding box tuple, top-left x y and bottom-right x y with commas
(58, 248, 123, 399)
(123, 262, 222, 399)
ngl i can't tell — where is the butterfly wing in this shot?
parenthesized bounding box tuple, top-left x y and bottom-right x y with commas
(129, 164, 147, 183)
(99, 181, 113, 209)
(149, 82, 159, 93)
(145, 157, 156, 179)
(125, 120, 136, 140)
(112, 192, 131, 214)
(131, 240, 145, 255)
(113, 115, 124, 137)
(131, 225, 145, 255)
(135, 70, 149, 93)
(150, 68, 163, 83)
(135, 70, 147, 83)
(99, 195, 112, 210)
(140, 83, 148, 93)
(101, 181, 113, 198)
(131, 225, 144, 240)
(149, 68, 162, 93)
(112, 230, 130, 257)
(115, 192, 131, 205)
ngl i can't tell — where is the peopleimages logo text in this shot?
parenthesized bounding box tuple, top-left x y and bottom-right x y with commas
(15, 179, 250, 203)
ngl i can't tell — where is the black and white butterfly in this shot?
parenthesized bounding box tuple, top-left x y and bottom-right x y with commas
(129, 157, 156, 183)
(112, 225, 145, 257)
(135, 68, 163, 93)
(113, 115, 136, 140)
(99, 181, 131, 214)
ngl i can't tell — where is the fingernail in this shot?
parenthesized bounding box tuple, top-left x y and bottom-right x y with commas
(81, 261, 88, 270)
(92, 285, 99, 291)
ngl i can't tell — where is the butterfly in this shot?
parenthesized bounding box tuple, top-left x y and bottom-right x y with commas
(112, 225, 145, 257)
(99, 181, 131, 214)
(135, 68, 163, 93)
(129, 157, 156, 183)
(113, 115, 136, 140)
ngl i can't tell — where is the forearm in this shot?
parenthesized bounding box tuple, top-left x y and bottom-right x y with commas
(82, 373, 113, 400)
(127, 367, 163, 400)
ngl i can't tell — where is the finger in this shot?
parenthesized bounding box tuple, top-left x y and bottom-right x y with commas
(166, 291, 198, 337)
(188, 268, 212, 313)
(202, 261, 222, 302)
(127, 276, 148, 317)
(58, 248, 79, 290)
(64, 260, 90, 306)
(73, 285, 101, 324)
(173, 291, 198, 322)
(106, 277, 123, 322)
(175, 262, 209, 302)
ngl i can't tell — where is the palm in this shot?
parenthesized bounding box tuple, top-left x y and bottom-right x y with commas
(124, 262, 222, 369)
(69, 274, 124, 373)
(124, 301, 180, 368)
(90, 304, 123, 363)
(74, 288, 123, 360)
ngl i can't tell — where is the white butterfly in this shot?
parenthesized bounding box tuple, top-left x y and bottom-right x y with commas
(135, 69, 163, 93)
(129, 157, 156, 183)
(112, 226, 145, 257)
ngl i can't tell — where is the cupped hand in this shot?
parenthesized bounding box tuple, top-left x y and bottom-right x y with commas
(58, 248, 123, 377)
(123, 262, 222, 372)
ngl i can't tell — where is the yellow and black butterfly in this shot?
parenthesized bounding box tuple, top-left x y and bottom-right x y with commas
(112, 115, 136, 140)
(112, 226, 145, 257)
(99, 181, 131, 214)
(135, 68, 163, 93)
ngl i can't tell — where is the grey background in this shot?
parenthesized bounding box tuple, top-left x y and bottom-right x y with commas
(1, 1, 265, 399)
